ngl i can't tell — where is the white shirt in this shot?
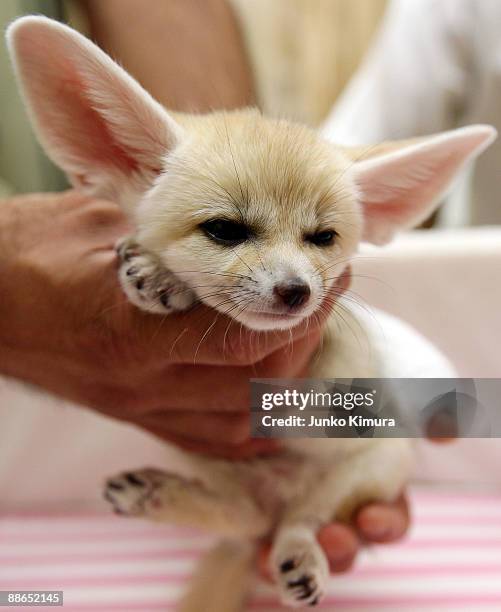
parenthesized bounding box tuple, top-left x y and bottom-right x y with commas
(323, 0, 501, 226)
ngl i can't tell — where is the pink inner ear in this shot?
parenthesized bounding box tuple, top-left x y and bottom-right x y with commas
(356, 145, 473, 245)
(364, 199, 412, 223)
(51, 66, 140, 175)
(355, 125, 496, 246)
(9, 17, 183, 199)
(14, 27, 152, 180)
(362, 171, 449, 229)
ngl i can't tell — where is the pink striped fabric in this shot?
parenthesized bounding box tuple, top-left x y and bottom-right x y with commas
(1, 488, 500, 611)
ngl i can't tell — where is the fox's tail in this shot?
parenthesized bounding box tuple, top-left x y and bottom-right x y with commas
(179, 540, 256, 612)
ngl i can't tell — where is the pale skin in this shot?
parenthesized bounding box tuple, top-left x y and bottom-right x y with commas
(0, 0, 411, 576)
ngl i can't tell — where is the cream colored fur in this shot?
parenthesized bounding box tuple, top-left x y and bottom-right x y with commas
(6, 17, 496, 610)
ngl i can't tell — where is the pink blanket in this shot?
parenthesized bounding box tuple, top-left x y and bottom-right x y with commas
(1, 488, 500, 611)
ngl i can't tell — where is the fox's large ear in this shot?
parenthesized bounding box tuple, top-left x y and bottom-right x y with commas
(6, 16, 182, 206)
(351, 126, 496, 245)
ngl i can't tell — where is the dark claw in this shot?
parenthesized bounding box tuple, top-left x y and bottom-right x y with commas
(287, 576, 311, 589)
(288, 575, 315, 601)
(160, 292, 169, 307)
(297, 589, 314, 601)
(123, 250, 138, 261)
(280, 559, 296, 573)
(125, 473, 145, 487)
(309, 597, 319, 606)
(106, 480, 125, 491)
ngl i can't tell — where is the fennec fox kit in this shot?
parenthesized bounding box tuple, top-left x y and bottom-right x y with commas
(7, 16, 495, 610)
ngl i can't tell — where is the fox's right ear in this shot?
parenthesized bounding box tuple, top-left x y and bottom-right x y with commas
(351, 125, 496, 245)
(6, 16, 182, 208)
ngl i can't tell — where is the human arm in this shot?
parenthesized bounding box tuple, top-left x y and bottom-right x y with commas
(83, 0, 255, 112)
(0, 190, 344, 458)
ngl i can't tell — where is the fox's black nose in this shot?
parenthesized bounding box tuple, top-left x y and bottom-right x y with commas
(274, 280, 311, 309)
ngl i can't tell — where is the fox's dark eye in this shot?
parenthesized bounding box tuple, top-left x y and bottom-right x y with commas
(200, 219, 250, 245)
(306, 230, 337, 247)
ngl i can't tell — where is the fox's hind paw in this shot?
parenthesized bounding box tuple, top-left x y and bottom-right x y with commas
(271, 527, 329, 608)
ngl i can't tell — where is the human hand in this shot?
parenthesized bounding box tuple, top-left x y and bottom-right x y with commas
(0, 191, 349, 458)
(259, 434, 453, 578)
(258, 494, 410, 579)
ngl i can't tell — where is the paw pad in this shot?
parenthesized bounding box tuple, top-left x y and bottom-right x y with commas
(103, 470, 160, 516)
(115, 236, 196, 314)
(272, 535, 329, 607)
(287, 575, 316, 601)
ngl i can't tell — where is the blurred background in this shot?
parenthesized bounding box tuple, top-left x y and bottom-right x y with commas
(4, 0, 500, 227)
(0, 0, 386, 193)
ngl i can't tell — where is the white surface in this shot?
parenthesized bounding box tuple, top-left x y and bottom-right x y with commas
(1, 227, 500, 509)
(353, 228, 501, 377)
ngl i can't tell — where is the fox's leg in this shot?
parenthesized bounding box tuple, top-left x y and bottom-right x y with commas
(179, 541, 255, 612)
(116, 236, 196, 313)
(271, 440, 412, 607)
(104, 466, 270, 539)
(270, 524, 329, 608)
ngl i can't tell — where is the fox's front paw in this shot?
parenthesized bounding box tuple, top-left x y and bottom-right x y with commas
(104, 468, 168, 516)
(116, 236, 196, 314)
(271, 528, 329, 608)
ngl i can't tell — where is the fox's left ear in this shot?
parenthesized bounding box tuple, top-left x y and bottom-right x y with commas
(352, 126, 497, 245)
(6, 16, 182, 209)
